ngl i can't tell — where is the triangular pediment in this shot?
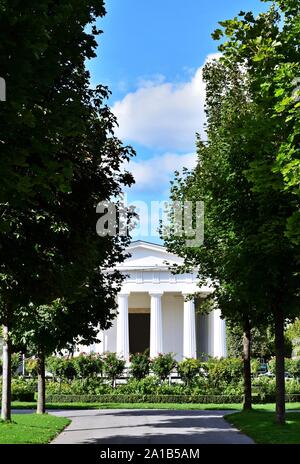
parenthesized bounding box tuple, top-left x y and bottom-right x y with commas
(118, 241, 183, 269)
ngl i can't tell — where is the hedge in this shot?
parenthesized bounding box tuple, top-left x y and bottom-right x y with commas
(45, 394, 242, 403)
(11, 392, 35, 402)
(44, 393, 300, 404)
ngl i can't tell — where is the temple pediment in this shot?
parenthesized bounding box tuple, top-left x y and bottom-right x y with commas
(117, 240, 183, 270)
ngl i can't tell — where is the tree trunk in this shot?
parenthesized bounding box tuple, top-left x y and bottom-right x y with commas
(1, 324, 12, 421)
(36, 350, 46, 414)
(242, 320, 252, 411)
(274, 309, 285, 425)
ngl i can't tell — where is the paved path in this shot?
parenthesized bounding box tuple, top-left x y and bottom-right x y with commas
(51, 409, 254, 444)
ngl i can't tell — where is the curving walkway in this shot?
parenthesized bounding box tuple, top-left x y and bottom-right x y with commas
(50, 409, 254, 444)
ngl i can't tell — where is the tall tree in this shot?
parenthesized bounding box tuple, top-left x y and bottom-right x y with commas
(0, 1, 134, 420)
(165, 61, 270, 411)
(166, 2, 300, 424)
(212, 0, 300, 425)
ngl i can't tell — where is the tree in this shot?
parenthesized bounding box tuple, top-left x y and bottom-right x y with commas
(212, 0, 300, 425)
(165, 2, 300, 424)
(0, 1, 134, 420)
(165, 61, 269, 411)
(227, 325, 293, 360)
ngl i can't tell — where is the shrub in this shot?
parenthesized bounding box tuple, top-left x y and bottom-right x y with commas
(177, 358, 201, 386)
(285, 358, 300, 378)
(252, 377, 276, 397)
(44, 392, 300, 404)
(151, 353, 177, 381)
(102, 353, 126, 387)
(46, 378, 111, 395)
(268, 357, 276, 375)
(12, 353, 22, 376)
(268, 357, 300, 378)
(0, 378, 36, 401)
(117, 377, 160, 395)
(206, 358, 243, 389)
(46, 356, 77, 381)
(129, 351, 150, 380)
(45, 393, 244, 404)
(26, 358, 38, 377)
(157, 382, 188, 395)
(0, 353, 21, 377)
(286, 379, 300, 394)
(73, 354, 103, 378)
(46, 380, 74, 395)
(251, 358, 260, 376)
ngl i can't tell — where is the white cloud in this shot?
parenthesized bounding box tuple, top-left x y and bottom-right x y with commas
(126, 151, 197, 195)
(112, 53, 220, 152)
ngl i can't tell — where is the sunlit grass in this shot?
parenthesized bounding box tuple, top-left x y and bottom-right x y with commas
(0, 414, 70, 444)
(226, 410, 300, 444)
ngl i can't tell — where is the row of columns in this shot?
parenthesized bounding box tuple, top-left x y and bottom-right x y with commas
(116, 292, 197, 362)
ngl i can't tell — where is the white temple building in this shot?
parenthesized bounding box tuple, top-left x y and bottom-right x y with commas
(90, 241, 227, 362)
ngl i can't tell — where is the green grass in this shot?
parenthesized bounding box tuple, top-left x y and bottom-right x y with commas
(11, 401, 300, 411)
(0, 414, 70, 444)
(226, 410, 300, 444)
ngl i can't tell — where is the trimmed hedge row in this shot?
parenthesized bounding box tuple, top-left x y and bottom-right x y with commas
(45, 394, 243, 403)
(45, 393, 300, 404)
(11, 392, 35, 402)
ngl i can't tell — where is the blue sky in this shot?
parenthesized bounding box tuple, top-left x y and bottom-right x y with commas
(89, 0, 269, 243)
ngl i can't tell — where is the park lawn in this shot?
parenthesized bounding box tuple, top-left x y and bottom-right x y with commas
(226, 410, 300, 444)
(11, 401, 300, 411)
(0, 414, 70, 444)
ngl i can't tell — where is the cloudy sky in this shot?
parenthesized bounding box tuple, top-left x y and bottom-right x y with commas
(89, 0, 267, 242)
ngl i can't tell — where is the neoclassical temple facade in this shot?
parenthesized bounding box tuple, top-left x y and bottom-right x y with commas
(89, 241, 227, 361)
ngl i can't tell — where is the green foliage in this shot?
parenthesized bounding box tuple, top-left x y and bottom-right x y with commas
(46, 357, 76, 381)
(25, 358, 38, 378)
(286, 319, 300, 357)
(165, 0, 300, 423)
(46, 378, 110, 395)
(251, 359, 260, 376)
(0, 353, 21, 377)
(177, 358, 202, 386)
(253, 375, 300, 398)
(0, 414, 70, 445)
(227, 410, 300, 445)
(73, 354, 103, 379)
(45, 394, 245, 404)
(268, 357, 300, 378)
(0, 379, 36, 402)
(129, 351, 151, 380)
(0, 0, 135, 420)
(102, 353, 126, 387)
(213, 2, 300, 246)
(227, 325, 293, 360)
(151, 353, 177, 381)
(227, 325, 274, 359)
(252, 377, 277, 397)
(205, 358, 243, 391)
(11, 353, 21, 376)
(117, 377, 160, 395)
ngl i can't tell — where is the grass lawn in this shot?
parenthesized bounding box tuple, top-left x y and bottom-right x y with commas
(226, 410, 300, 444)
(0, 414, 70, 444)
(11, 401, 300, 411)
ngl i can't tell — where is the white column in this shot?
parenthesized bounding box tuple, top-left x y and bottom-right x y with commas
(150, 293, 163, 358)
(97, 330, 105, 355)
(212, 307, 227, 358)
(116, 293, 129, 362)
(207, 310, 214, 357)
(183, 295, 197, 359)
